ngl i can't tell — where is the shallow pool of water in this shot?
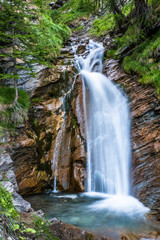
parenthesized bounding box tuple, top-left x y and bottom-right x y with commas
(25, 192, 159, 236)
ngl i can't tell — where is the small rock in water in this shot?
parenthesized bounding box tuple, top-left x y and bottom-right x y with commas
(61, 48, 69, 54)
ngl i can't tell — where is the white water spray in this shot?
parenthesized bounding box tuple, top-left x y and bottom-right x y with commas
(74, 40, 149, 215)
(52, 120, 66, 193)
(75, 40, 131, 195)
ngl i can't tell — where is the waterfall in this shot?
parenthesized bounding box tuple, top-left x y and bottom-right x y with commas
(52, 120, 66, 193)
(75, 40, 131, 195)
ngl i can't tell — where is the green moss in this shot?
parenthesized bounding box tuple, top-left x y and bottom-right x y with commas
(32, 119, 41, 139)
(122, 30, 160, 94)
(71, 117, 79, 129)
(89, 234, 93, 240)
(90, 13, 115, 37)
(106, 49, 117, 59)
(0, 126, 4, 137)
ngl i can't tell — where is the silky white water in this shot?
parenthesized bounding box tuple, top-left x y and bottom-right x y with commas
(25, 41, 152, 235)
(75, 40, 131, 195)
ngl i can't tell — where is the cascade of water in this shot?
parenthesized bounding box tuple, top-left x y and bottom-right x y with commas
(75, 40, 131, 195)
(52, 119, 66, 193)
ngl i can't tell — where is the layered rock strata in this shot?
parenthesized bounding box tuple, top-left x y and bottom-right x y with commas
(103, 58, 160, 220)
(51, 76, 87, 192)
(11, 49, 87, 195)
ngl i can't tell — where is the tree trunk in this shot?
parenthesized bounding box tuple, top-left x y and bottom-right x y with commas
(13, 77, 18, 106)
(12, 24, 18, 106)
(134, 0, 150, 30)
(110, 0, 126, 19)
(134, 0, 148, 17)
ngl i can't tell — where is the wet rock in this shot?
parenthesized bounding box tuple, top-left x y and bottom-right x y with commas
(10, 57, 86, 195)
(49, 0, 67, 9)
(77, 44, 86, 54)
(9, 57, 76, 195)
(51, 76, 87, 192)
(50, 218, 111, 240)
(12, 192, 32, 212)
(103, 58, 160, 220)
(12, 99, 65, 195)
(61, 47, 70, 54)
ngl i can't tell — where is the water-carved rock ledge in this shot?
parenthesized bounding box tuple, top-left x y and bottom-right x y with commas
(103, 59, 160, 220)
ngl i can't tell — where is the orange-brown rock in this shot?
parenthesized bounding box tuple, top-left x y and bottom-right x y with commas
(103, 58, 160, 220)
(50, 218, 111, 240)
(11, 60, 87, 195)
(11, 63, 74, 195)
(52, 76, 87, 192)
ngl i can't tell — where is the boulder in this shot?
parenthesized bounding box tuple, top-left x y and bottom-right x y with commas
(0, 152, 32, 212)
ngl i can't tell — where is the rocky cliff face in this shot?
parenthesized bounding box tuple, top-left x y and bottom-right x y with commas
(103, 57, 160, 220)
(0, 152, 32, 212)
(3, 35, 159, 220)
(51, 76, 87, 192)
(10, 46, 87, 195)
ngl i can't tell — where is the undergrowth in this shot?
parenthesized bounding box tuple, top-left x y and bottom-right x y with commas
(0, 86, 29, 108)
(88, 0, 160, 94)
(106, 27, 160, 94)
(90, 13, 115, 37)
(90, 1, 134, 37)
(123, 30, 160, 94)
(0, 182, 58, 240)
(0, 86, 30, 130)
(50, 0, 94, 25)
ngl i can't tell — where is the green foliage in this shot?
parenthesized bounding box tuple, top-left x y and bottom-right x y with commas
(0, 0, 71, 84)
(0, 86, 30, 129)
(89, 0, 160, 94)
(50, 0, 93, 25)
(31, 97, 43, 103)
(122, 30, 160, 94)
(0, 183, 58, 239)
(30, 13, 71, 62)
(114, 25, 146, 55)
(73, 26, 84, 33)
(0, 183, 18, 218)
(33, 215, 58, 240)
(90, 13, 115, 37)
(90, 1, 134, 37)
(71, 117, 79, 128)
(122, 0, 134, 16)
(0, 86, 29, 109)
